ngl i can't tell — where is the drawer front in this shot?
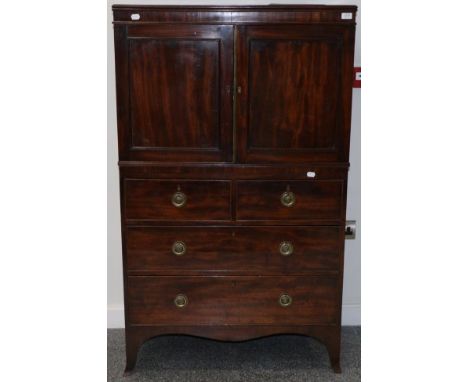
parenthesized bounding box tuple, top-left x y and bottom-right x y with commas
(127, 276, 339, 325)
(126, 226, 341, 273)
(236, 180, 343, 221)
(124, 180, 231, 221)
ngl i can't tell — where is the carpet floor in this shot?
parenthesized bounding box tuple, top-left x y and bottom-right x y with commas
(108, 327, 360, 381)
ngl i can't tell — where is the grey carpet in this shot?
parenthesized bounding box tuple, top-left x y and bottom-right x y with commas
(108, 327, 360, 381)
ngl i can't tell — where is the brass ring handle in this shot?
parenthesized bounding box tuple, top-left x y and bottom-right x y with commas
(174, 294, 188, 308)
(172, 241, 186, 256)
(279, 294, 293, 307)
(172, 191, 187, 208)
(280, 191, 296, 207)
(279, 241, 294, 256)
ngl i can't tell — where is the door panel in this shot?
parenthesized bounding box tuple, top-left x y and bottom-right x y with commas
(129, 39, 220, 149)
(118, 25, 233, 162)
(248, 39, 340, 150)
(236, 25, 354, 163)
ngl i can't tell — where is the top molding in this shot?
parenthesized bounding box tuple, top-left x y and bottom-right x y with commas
(112, 4, 358, 25)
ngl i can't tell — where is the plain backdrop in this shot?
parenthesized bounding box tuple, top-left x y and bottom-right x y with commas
(2, 1, 468, 381)
(107, 0, 362, 328)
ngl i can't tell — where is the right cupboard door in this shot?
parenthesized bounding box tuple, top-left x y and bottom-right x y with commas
(236, 25, 355, 163)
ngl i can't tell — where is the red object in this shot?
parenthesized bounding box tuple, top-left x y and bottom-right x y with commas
(353, 67, 361, 88)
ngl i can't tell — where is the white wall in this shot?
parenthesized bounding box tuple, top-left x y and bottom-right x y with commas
(107, 0, 361, 327)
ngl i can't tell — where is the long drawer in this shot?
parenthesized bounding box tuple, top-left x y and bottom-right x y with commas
(236, 180, 343, 221)
(124, 180, 231, 221)
(126, 226, 341, 274)
(127, 276, 339, 326)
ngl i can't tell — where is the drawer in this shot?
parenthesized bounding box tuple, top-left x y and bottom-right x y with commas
(236, 180, 343, 221)
(124, 180, 231, 221)
(126, 226, 341, 273)
(127, 276, 339, 325)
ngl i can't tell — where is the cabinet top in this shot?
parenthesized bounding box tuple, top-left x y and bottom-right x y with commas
(112, 4, 358, 9)
(113, 4, 357, 24)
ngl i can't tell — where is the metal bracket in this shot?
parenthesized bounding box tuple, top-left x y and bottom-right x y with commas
(345, 220, 356, 240)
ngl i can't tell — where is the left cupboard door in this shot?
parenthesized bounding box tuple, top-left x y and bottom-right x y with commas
(114, 25, 234, 162)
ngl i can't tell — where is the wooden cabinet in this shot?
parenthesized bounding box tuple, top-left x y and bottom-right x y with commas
(113, 4, 357, 375)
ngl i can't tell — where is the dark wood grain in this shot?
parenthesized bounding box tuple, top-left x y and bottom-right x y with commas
(114, 25, 129, 158)
(112, 5, 356, 375)
(236, 25, 354, 163)
(117, 24, 234, 162)
(127, 275, 339, 326)
(237, 180, 343, 221)
(126, 226, 341, 274)
(119, 163, 348, 180)
(113, 5, 357, 25)
(249, 38, 339, 149)
(124, 180, 231, 221)
(129, 39, 219, 148)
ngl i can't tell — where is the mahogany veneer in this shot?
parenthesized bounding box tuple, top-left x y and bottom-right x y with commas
(112, 4, 357, 374)
(126, 226, 342, 274)
(127, 276, 339, 326)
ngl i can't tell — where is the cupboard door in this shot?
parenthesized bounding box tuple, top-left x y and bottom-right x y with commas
(114, 25, 233, 162)
(236, 25, 355, 163)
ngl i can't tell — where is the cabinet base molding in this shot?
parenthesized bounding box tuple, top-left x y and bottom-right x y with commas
(124, 325, 342, 374)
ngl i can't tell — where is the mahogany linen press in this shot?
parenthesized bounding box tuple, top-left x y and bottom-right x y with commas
(112, 4, 357, 374)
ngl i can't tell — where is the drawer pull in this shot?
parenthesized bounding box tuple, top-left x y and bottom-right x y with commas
(172, 241, 186, 256)
(280, 191, 296, 207)
(172, 191, 187, 208)
(279, 241, 294, 256)
(174, 294, 188, 308)
(279, 294, 293, 307)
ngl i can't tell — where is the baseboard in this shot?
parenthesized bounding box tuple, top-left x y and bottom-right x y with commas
(107, 304, 125, 328)
(107, 303, 361, 328)
(341, 304, 361, 325)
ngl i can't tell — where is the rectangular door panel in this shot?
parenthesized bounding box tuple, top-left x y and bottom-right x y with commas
(236, 25, 355, 163)
(248, 39, 340, 149)
(129, 39, 220, 149)
(115, 25, 234, 162)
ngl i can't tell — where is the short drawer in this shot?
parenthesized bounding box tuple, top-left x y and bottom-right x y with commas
(127, 276, 339, 326)
(124, 180, 231, 221)
(126, 226, 341, 273)
(236, 180, 343, 221)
